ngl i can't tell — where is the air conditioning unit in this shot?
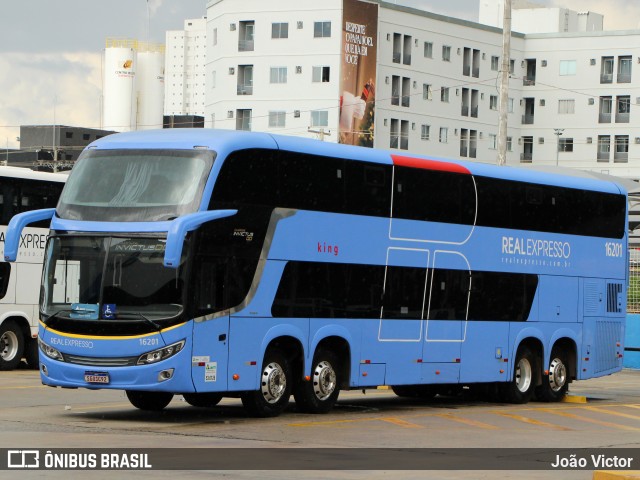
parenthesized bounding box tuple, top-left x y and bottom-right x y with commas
(297, 21, 303, 29)
(635, 137, 640, 144)
(227, 111, 234, 119)
(538, 137, 544, 144)
(294, 110, 300, 118)
(541, 60, 547, 67)
(230, 23, 236, 31)
(229, 67, 235, 75)
(590, 59, 596, 65)
(586, 137, 593, 144)
(539, 99, 546, 106)
(588, 98, 595, 105)
(295, 66, 302, 74)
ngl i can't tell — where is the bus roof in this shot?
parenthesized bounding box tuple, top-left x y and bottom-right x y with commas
(0, 166, 68, 183)
(88, 128, 626, 196)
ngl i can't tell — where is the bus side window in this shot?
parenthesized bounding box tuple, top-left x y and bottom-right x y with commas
(0, 263, 11, 300)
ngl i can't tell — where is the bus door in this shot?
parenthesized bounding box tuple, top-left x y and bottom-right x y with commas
(190, 258, 231, 394)
(378, 247, 429, 383)
(422, 251, 470, 382)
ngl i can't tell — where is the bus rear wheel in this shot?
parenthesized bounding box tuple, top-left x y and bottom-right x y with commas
(501, 346, 536, 404)
(535, 347, 570, 402)
(294, 349, 341, 414)
(241, 349, 291, 417)
(0, 320, 25, 371)
(183, 392, 223, 408)
(126, 390, 174, 411)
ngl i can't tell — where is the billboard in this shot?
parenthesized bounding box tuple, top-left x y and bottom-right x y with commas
(339, 0, 378, 147)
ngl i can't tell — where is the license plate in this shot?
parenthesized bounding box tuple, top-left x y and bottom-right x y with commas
(84, 371, 110, 384)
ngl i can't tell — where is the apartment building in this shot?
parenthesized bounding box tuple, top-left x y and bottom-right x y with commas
(165, 18, 207, 118)
(204, 0, 640, 179)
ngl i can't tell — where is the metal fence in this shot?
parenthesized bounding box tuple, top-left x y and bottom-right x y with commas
(630, 265, 640, 313)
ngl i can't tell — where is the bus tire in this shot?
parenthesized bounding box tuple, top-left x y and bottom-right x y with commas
(0, 320, 25, 371)
(535, 346, 570, 402)
(294, 349, 341, 414)
(241, 349, 291, 417)
(501, 346, 536, 404)
(125, 390, 174, 411)
(391, 385, 437, 399)
(25, 338, 40, 370)
(183, 392, 223, 408)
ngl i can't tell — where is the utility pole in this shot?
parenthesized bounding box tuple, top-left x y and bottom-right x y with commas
(308, 128, 331, 141)
(497, 0, 512, 166)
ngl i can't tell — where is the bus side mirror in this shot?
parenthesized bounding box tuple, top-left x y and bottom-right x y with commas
(164, 209, 237, 268)
(4, 208, 56, 262)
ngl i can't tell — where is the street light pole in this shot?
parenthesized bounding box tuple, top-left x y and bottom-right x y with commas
(554, 128, 564, 166)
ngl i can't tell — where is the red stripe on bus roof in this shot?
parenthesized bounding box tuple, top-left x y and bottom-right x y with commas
(391, 155, 471, 175)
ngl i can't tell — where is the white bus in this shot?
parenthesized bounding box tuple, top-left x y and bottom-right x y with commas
(0, 167, 66, 370)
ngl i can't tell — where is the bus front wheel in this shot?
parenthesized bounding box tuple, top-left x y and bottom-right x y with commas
(0, 320, 25, 371)
(126, 390, 174, 411)
(501, 346, 536, 404)
(241, 349, 292, 417)
(294, 349, 341, 414)
(535, 347, 570, 402)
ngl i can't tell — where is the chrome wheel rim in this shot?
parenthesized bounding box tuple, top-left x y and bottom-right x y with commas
(0, 330, 19, 361)
(548, 357, 567, 392)
(313, 360, 336, 401)
(261, 362, 286, 404)
(515, 357, 532, 393)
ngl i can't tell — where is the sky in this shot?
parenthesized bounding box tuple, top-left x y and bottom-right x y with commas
(1, 0, 639, 150)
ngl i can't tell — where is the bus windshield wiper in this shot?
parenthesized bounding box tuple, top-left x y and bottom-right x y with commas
(41, 309, 74, 327)
(115, 312, 162, 332)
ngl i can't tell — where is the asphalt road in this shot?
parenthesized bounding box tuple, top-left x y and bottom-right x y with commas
(0, 367, 639, 479)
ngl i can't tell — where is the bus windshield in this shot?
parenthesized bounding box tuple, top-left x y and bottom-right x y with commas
(41, 236, 187, 327)
(57, 149, 215, 222)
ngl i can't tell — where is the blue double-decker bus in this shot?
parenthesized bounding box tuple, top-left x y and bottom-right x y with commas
(5, 129, 628, 417)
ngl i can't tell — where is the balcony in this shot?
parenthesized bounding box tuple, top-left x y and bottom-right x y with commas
(522, 114, 534, 125)
(469, 147, 477, 159)
(600, 73, 613, 84)
(237, 85, 253, 95)
(599, 113, 612, 123)
(520, 153, 533, 163)
(461, 105, 469, 117)
(523, 77, 535, 86)
(616, 112, 630, 123)
(238, 40, 254, 52)
(618, 73, 632, 83)
(460, 146, 468, 157)
(470, 107, 478, 118)
(392, 52, 401, 64)
(614, 151, 629, 162)
(597, 151, 610, 162)
(463, 65, 470, 76)
(403, 54, 411, 65)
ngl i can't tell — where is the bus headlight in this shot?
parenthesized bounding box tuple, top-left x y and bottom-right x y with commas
(137, 340, 185, 365)
(38, 338, 64, 361)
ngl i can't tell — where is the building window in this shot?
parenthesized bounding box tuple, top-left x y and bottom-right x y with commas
(268, 111, 286, 128)
(442, 45, 451, 61)
(311, 110, 329, 127)
(441, 87, 450, 103)
(491, 55, 499, 71)
(238, 21, 255, 52)
(490, 95, 498, 110)
(508, 98, 514, 113)
(236, 109, 252, 131)
(601, 56, 614, 83)
(421, 124, 430, 140)
(270, 67, 288, 84)
(614, 135, 629, 162)
(439, 127, 448, 143)
(312, 66, 330, 82)
(314, 21, 331, 38)
(618, 55, 632, 83)
(389, 119, 409, 150)
(506, 136, 513, 151)
(65, 132, 73, 139)
(599, 96, 612, 123)
(616, 95, 631, 123)
(509, 59, 515, 74)
(423, 84, 432, 100)
(213, 28, 217, 46)
(559, 60, 577, 76)
(211, 70, 216, 89)
(597, 135, 610, 162)
(272, 22, 289, 39)
(488, 133, 497, 149)
(424, 41, 433, 58)
(82, 133, 90, 141)
(559, 138, 573, 152)
(558, 99, 575, 114)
